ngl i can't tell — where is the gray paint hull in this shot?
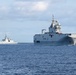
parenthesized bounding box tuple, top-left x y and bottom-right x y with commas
(34, 36, 76, 46)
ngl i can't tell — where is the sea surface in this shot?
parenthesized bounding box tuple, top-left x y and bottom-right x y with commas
(0, 43, 76, 75)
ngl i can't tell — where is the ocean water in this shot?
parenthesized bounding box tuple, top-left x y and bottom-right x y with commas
(0, 43, 76, 75)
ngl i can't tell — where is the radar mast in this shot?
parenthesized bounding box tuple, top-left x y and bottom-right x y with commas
(52, 15, 54, 22)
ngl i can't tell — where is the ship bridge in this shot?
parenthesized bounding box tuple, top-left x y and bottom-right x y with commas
(49, 16, 61, 34)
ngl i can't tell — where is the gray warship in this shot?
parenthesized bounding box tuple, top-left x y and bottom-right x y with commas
(34, 16, 76, 45)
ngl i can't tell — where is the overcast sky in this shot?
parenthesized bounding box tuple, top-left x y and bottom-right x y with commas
(0, 0, 75, 42)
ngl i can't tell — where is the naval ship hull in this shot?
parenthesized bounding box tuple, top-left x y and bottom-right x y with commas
(34, 38, 75, 46)
(34, 34, 76, 46)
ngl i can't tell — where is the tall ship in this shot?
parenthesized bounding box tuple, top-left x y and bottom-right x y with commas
(0, 35, 17, 44)
(34, 16, 76, 45)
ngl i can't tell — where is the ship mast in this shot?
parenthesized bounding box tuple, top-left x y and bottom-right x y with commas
(5, 34, 7, 39)
(52, 15, 54, 22)
(51, 15, 55, 28)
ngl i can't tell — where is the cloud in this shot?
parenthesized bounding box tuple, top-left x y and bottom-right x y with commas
(32, 1, 48, 11)
(3, 0, 49, 21)
(15, 0, 49, 1)
(0, 0, 75, 21)
(14, 1, 49, 13)
(0, 4, 10, 20)
(0, 4, 9, 13)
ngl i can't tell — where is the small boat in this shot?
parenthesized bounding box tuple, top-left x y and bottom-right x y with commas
(0, 35, 17, 44)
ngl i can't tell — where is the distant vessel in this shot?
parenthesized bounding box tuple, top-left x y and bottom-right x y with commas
(0, 35, 17, 44)
(34, 16, 76, 45)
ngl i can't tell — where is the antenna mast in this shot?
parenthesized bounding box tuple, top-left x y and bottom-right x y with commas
(52, 15, 54, 22)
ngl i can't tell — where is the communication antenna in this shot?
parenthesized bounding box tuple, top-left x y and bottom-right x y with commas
(52, 15, 54, 22)
(5, 34, 7, 39)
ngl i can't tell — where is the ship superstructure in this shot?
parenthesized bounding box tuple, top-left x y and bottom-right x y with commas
(34, 16, 76, 45)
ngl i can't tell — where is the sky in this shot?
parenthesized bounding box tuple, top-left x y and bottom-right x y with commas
(0, 0, 76, 42)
